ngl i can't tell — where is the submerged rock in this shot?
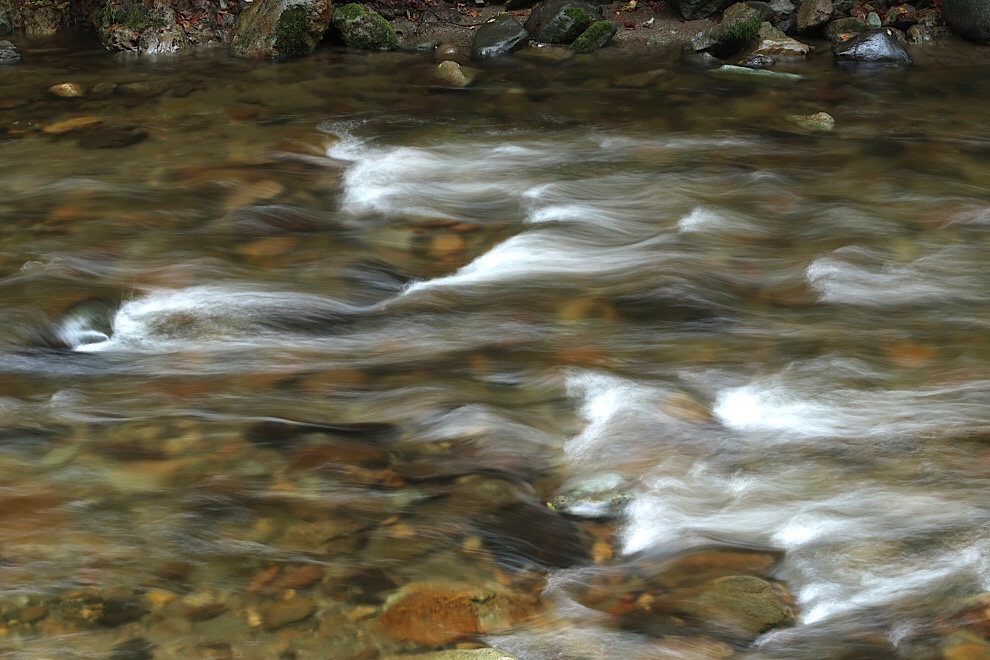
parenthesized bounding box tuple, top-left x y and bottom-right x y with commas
(471, 14, 530, 58)
(709, 64, 802, 82)
(332, 3, 397, 51)
(833, 29, 911, 64)
(940, 0, 990, 43)
(379, 580, 542, 646)
(571, 20, 618, 53)
(435, 60, 474, 87)
(77, 125, 149, 149)
(787, 111, 835, 132)
(49, 82, 87, 98)
(549, 471, 632, 519)
(232, 0, 334, 58)
(524, 0, 598, 44)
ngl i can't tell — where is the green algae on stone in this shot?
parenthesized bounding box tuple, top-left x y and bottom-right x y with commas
(721, 12, 761, 51)
(275, 7, 313, 58)
(333, 3, 397, 51)
(571, 20, 617, 53)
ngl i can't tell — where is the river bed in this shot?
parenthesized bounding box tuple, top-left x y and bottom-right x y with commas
(1, 34, 990, 659)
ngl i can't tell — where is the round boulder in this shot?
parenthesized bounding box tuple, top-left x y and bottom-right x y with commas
(0, 39, 19, 64)
(940, 0, 990, 43)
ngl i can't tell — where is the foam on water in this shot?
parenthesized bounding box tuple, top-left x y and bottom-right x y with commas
(806, 245, 987, 305)
(73, 285, 362, 354)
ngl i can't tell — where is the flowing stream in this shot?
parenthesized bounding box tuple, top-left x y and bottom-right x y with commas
(1, 33, 990, 659)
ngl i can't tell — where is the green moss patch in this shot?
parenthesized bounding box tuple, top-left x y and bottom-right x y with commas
(275, 7, 313, 58)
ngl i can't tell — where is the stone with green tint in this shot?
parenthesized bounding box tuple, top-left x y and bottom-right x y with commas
(524, 0, 599, 44)
(333, 3, 397, 51)
(571, 20, 617, 53)
(232, 0, 334, 59)
(709, 64, 802, 83)
(0, 15, 12, 36)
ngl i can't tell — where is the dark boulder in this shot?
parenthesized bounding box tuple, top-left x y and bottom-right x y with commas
(0, 15, 11, 35)
(940, 0, 990, 43)
(666, 0, 736, 20)
(524, 0, 599, 44)
(471, 14, 530, 58)
(833, 29, 911, 64)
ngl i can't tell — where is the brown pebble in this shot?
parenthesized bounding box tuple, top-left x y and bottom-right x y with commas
(181, 602, 229, 622)
(274, 564, 325, 591)
(19, 604, 48, 624)
(259, 597, 317, 631)
(431, 234, 467, 257)
(42, 116, 102, 135)
(591, 541, 614, 564)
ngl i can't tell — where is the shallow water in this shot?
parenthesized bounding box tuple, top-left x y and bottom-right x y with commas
(2, 33, 990, 659)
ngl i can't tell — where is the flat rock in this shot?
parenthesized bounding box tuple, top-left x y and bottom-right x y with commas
(709, 64, 802, 83)
(379, 581, 542, 647)
(42, 116, 102, 135)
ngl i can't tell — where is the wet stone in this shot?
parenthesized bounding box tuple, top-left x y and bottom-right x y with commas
(18, 604, 48, 623)
(0, 40, 19, 64)
(49, 82, 87, 98)
(549, 471, 632, 519)
(77, 125, 149, 149)
(379, 580, 542, 647)
(110, 638, 155, 660)
(833, 29, 912, 64)
(258, 596, 318, 631)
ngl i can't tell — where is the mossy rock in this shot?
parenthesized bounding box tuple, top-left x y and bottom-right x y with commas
(571, 19, 617, 53)
(232, 0, 333, 59)
(524, 0, 599, 44)
(275, 7, 313, 58)
(332, 3, 397, 51)
(0, 15, 13, 36)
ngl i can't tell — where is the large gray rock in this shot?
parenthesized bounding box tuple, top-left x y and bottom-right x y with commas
(796, 0, 831, 32)
(666, 0, 735, 20)
(940, 0, 990, 43)
(232, 0, 334, 58)
(524, 0, 599, 44)
(471, 14, 529, 58)
(833, 29, 911, 64)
